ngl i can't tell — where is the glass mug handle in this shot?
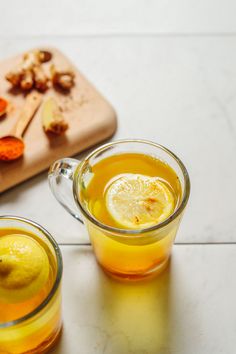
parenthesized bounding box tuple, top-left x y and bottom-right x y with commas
(48, 158, 84, 224)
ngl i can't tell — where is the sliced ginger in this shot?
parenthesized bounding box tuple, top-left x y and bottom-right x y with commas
(42, 96, 68, 135)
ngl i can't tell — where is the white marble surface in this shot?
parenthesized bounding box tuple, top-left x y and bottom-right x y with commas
(0, 37, 235, 243)
(0, 0, 236, 35)
(50, 245, 236, 354)
(0, 3, 235, 353)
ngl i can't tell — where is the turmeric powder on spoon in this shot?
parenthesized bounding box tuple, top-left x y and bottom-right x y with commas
(0, 97, 8, 117)
(0, 137, 24, 161)
(0, 92, 42, 161)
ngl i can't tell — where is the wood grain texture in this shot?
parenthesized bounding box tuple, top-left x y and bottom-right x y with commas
(0, 47, 117, 192)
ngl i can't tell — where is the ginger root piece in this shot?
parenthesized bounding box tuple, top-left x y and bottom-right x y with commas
(33, 66, 49, 92)
(5, 67, 22, 87)
(38, 50, 52, 63)
(22, 51, 40, 70)
(51, 64, 75, 90)
(5, 49, 53, 92)
(20, 70, 34, 91)
(23, 50, 52, 65)
(41, 97, 68, 135)
(5, 49, 76, 95)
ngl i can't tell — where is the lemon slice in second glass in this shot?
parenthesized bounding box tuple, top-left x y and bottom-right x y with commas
(106, 174, 175, 229)
(0, 234, 50, 303)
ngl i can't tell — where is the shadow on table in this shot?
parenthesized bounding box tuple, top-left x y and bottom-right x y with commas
(96, 265, 172, 354)
(51, 248, 175, 354)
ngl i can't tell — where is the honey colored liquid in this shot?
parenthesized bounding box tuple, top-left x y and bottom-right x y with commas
(0, 228, 61, 354)
(80, 153, 182, 279)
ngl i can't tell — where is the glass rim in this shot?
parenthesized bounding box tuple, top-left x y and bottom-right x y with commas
(0, 215, 63, 329)
(73, 139, 190, 237)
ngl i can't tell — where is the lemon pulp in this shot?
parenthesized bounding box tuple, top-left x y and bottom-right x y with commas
(106, 173, 175, 229)
(0, 234, 50, 303)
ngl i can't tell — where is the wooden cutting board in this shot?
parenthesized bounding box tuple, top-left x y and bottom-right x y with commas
(0, 47, 117, 193)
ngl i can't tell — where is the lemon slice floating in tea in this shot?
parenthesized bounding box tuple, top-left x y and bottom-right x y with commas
(106, 173, 175, 229)
(0, 234, 49, 303)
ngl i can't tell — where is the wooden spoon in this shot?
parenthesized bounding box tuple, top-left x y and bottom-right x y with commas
(0, 92, 42, 161)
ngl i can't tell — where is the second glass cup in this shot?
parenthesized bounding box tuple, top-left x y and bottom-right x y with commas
(49, 139, 190, 280)
(0, 216, 62, 354)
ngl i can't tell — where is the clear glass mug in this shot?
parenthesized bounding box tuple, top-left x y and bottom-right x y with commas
(0, 216, 62, 354)
(49, 139, 190, 280)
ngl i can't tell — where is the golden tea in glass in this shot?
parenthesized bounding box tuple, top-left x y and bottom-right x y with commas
(0, 216, 62, 354)
(49, 140, 190, 280)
